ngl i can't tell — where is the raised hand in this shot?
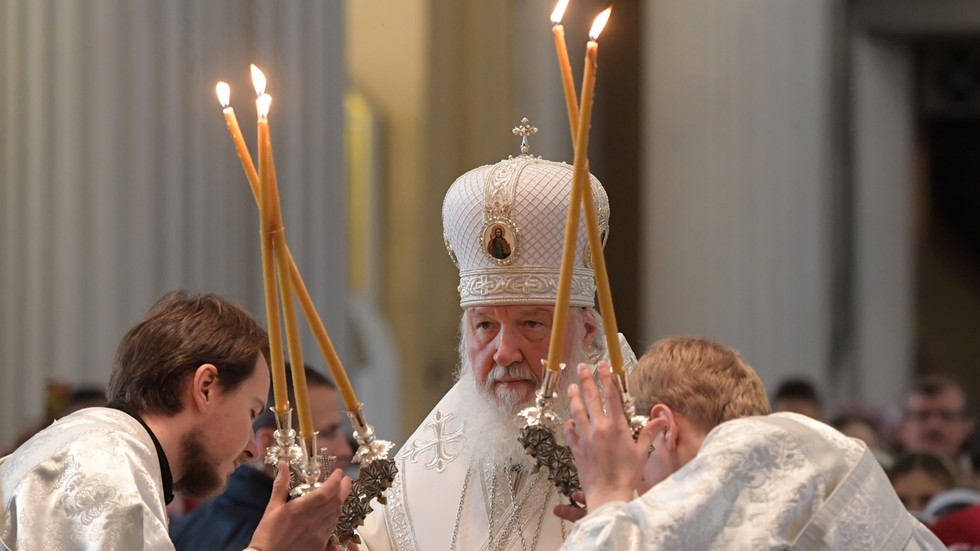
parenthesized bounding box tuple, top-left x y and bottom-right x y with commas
(249, 461, 353, 551)
(564, 362, 661, 512)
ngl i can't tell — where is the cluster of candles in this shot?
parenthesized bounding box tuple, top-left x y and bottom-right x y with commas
(546, 1, 626, 387)
(215, 68, 359, 455)
(210, 0, 623, 455)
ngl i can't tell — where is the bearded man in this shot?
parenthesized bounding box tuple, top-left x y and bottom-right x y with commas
(357, 127, 631, 550)
(0, 291, 351, 551)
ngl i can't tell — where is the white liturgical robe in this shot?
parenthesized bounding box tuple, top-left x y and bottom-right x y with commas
(0, 407, 174, 551)
(357, 380, 573, 551)
(562, 412, 944, 550)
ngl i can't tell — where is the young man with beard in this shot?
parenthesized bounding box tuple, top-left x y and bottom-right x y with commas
(559, 337, 945, 550)
(0, 291, 352, 551)
(170, 364, 354, 551)
(355, 129, 630, 550)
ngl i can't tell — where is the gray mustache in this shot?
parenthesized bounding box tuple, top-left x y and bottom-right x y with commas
(485, 365, 538, 388)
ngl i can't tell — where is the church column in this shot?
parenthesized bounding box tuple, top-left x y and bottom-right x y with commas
(641, 1, 841, 397)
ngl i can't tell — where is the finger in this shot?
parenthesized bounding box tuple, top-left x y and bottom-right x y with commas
(563, 418, 581, 454)
(597, 362, 626, 420)
(339, 474, 353, 502)
(571, 489, 586, 505)
(553, 503, 588, 522)
(567, 383, 592, 436)
(269, 460, 292, 509)
(311, 469, 345, 502)
(576, 363, 604, 422)
(634, 418, 659, 456)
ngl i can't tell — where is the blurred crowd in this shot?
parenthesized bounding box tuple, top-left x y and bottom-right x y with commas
(4, 371, 979, 548)
(772, 374, 980, 547)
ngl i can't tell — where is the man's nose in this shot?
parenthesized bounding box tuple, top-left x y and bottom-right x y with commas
(336, 434, 354, 460)
(493, 326, 523, 366)
(243, 436, 259, 461)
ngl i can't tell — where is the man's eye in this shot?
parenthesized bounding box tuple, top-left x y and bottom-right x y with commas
(476, 321, 494, 330)
(526, 320, 546, 329)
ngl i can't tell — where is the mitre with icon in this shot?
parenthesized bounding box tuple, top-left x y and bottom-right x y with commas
(442, 118, 611, 310)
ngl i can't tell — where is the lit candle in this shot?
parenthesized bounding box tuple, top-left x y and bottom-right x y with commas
(260, 120, 315, 446)
(285, 261, 362, 412)
(215, 82, 260, 201)
(252, 64, 316, 445)
(545, 8, 613, 375)
(215, 75, 361, 414)
(551, 0, 579, 142)
(564, 9, 625, 383)
(255, 88, 289, 417)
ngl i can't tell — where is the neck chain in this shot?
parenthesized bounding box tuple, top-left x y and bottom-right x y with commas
(449, 462, 564, 551)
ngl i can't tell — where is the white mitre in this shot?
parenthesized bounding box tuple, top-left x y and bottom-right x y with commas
(442, 119, 610, 308)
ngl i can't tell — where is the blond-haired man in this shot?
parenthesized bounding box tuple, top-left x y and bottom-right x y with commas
(560, 337, 944, 550)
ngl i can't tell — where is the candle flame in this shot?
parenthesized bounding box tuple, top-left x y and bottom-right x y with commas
(550, 0, 570, 24)
(215, 82, 231, 108)
(589, 7, 612, 41)
(251, 64, 267, 96)
(257, 94, 272, 119)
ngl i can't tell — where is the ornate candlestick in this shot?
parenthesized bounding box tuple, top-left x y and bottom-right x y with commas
(332, 408, 397, 545)
(264, 409, 335, 498)
(264, 407, 397, 545)
(518, 352, 649, 504)
(517, 362, 582, 504)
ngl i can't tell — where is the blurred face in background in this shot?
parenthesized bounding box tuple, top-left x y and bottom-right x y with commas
(309, 385, 353, 472)
(902, 387, 974, 460)
(892, 466, 951, 513)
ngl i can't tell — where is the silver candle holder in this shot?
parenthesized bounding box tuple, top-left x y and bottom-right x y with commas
(263, 409, 335, 498)
(264, 407, 398, 545)
(517, 358, 649, 505)
(332, 408, 397, 546)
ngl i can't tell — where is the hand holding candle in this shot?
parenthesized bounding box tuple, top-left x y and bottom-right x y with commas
(215, 64, 395, 532)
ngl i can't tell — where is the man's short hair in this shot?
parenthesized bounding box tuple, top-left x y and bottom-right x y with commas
(253, 364, 335, 431)
(907, 374, 972, 417)
(630, 336, 771, 431)
(107, 290, 270, 416)
(772, 378, 821, 406)
(887, 451, 960, 488)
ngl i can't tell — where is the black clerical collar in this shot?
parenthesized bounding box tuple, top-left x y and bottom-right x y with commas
(107, 400, 175, 505)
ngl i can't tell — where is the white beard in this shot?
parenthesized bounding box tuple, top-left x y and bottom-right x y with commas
(454, 326, 593, 469)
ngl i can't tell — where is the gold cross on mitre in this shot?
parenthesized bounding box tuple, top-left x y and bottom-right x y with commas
(512, 117, 538, 156)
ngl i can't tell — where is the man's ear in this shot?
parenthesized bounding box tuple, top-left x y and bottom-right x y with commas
(580, 308, 599, 349)
(191, 364, 219, 411)
(649, 404, 678, 451)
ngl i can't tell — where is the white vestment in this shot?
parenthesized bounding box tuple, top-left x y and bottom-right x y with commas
(357, 380, 572, 551)
(562, 412, 944, 550)
(0, 407, 174, 551)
